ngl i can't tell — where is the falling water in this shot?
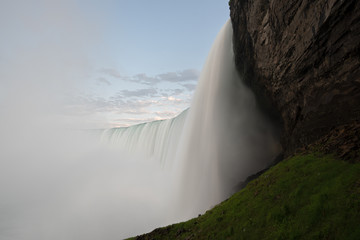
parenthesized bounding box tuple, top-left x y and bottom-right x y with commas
(101, 109, 188, 165)
(0, 20, 277, 240)
(103, 19, 277, 219)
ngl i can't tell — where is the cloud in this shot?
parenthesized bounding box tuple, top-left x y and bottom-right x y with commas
(123, 109, 150, 115)
(64, 68, 199, 127)
(96, 77, 111, 86)
(132, 73, 158, 85)
(100, 68, 199, 85)
(157, 69, 199, 83)
(180, 69, 200, 80)
(163, 96, 187, 105)
(118, 88, 158, 98)
(100, 68, 123, 79)
(172, 89, 184, 95)
(114, 99, 157, 111)
(68, 93, 157, 114)
(181, 83, 197, 91)
(63, 95, 114, 115)
(155, 111, 178, 118)
(63, 90, 192, 125)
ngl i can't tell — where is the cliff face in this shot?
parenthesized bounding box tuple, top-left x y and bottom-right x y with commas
(230, 0, 360, 159)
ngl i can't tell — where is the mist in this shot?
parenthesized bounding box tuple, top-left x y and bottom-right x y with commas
(0, 130, 181, 239)
(0, 1, 278, 239)
(0, 1, 178, 239)
(101, 20, 278, 224)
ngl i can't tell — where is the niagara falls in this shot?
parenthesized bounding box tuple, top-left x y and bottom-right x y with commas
(0, 2, 277, 239)
(3, 0, 358, 239)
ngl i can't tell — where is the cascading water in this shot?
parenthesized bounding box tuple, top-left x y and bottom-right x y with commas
(0, 19, 277, 240)
(101, 109, 188, 165)
(103, 19, 277, 219)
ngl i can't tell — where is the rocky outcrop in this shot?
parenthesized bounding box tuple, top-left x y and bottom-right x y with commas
(229, 0, 360, 159)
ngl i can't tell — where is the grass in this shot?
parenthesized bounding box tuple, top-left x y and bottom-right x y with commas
(129, 153, 360, 240)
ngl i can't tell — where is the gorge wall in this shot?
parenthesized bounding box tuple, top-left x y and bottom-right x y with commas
(229, 0, 360, 160)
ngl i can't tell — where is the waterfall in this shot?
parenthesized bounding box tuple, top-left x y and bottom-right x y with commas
(103, 19, 277, 218)
(101, 109, 188, 165)
(0, 19, 277, 240)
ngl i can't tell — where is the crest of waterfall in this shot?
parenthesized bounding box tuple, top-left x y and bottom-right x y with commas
(101, 109, 188, 165)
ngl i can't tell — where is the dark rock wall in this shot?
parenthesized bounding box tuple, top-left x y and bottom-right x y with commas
(229, 0, 360, 158)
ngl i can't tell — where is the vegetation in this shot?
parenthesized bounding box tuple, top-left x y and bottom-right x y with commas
(129, 153, 360, 240)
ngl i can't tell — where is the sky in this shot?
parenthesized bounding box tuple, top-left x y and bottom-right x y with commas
(0, 0, 230, 129)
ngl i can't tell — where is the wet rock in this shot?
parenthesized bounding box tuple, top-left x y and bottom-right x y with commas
(229, 0, 360, 158)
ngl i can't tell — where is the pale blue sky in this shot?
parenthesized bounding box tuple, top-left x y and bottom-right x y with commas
(79, 0, 230, 75)
(0, 0, 230, 128)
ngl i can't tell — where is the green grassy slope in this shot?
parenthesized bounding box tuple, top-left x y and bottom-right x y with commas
(130, 153, 360, 240)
